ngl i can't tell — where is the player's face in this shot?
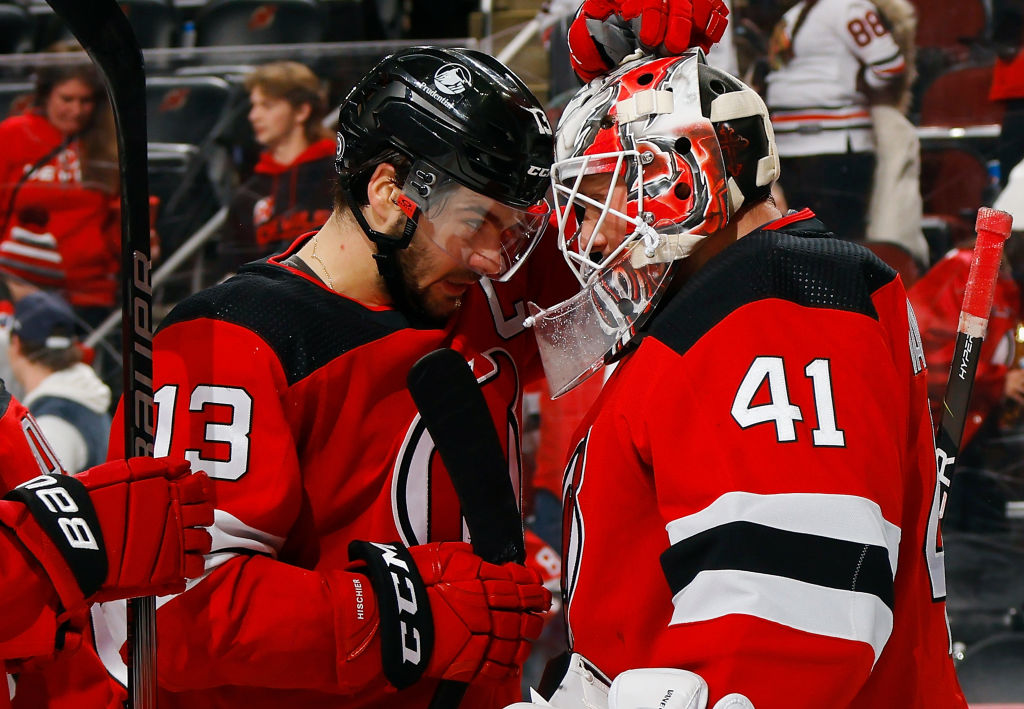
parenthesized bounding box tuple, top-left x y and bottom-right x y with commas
(44, 78, 97, 137)
(394, 230, 478, 327)
(573, 172, 631, 260)
(248, 87, 306, 148)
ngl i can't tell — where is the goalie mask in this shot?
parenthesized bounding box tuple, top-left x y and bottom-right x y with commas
(336, 46, 553, 282)
(526, 51, 780, 397)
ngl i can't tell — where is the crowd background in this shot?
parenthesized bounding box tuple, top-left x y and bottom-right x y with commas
(0, 0, 1021, 703)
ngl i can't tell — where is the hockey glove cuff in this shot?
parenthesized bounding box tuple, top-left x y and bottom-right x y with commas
(348, 540, 551, 689)
(568, 0, 730, 82)
(0, 457, 215, 616)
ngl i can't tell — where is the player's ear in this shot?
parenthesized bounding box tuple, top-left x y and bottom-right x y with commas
(364, 163, 403, 228)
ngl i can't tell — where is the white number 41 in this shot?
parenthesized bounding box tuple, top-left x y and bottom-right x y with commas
(730, 356, 846, 447)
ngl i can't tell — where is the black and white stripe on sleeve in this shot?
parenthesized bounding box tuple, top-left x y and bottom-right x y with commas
(660, 491, 901, 664)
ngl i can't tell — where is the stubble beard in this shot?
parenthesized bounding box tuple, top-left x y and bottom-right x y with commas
(391, 237, 464, 328)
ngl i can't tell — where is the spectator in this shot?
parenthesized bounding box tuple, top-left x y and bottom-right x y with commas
(8, 291, 111, 474)
(765, 0, 907, 243)
(0, 53, 121, 327)
(219, 61, 335, 273)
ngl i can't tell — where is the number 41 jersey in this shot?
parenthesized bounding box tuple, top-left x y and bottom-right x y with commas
(561, 213, 967, 708)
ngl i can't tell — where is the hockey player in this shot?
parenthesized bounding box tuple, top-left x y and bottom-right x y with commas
(0, 385, 213, 708)
(94, 47, 563, 709)
(519, 51, 967, 708)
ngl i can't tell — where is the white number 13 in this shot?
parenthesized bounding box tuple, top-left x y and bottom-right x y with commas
(731, 356, 846, 447)
(154, 384, 254, 480)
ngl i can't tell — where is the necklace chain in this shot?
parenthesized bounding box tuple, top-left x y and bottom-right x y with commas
(310, 235, 334, 291)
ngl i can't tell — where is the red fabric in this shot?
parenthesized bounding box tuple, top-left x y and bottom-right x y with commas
(0, 113, 120, 308)
(404, 542, 548, 682)
(991, 51, 1024, 102)
(77, 457, 214, 601)
(251, 139, 335, 176)
(0, 393, 121, 709)
(562, 229, 966, 707)
(95, 228, 578, 708)
(908, 247, 1020, 445)
(533, 374, 605, 498)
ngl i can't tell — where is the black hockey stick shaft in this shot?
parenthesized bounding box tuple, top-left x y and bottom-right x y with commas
(935, 207, 1012, 527)
(43, 2, 156, 707)
(407, 348, 526, 709)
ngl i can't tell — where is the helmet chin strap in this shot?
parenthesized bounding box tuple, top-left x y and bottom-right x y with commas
(343, 181, 424, 322)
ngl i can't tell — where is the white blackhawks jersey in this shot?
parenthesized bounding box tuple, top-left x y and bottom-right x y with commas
(764, 0, 906, 157)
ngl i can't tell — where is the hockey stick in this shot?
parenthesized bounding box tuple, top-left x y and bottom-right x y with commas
(407, 348, 526, 709)
(934, 207, 1013, 528)
(43, 2, 157, 708)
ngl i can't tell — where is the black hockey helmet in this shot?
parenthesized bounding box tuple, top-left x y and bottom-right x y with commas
(336, 46, 554, 210)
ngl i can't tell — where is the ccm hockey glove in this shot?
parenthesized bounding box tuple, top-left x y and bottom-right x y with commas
(0, 457, 214, 615)
(568, 0, 730, 82)
(348, 540, 551, 689)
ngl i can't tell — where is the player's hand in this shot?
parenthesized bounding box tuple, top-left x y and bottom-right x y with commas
(568, 0, 730, 82)
(349, 540, 551, 689)
(0, 457, 214, 615)
(78, 456, 214, 602)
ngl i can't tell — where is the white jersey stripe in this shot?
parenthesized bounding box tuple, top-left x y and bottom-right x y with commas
(210, 508, 285, 556)
(665, 491, 901, 576)
(669, 568, 894, 664)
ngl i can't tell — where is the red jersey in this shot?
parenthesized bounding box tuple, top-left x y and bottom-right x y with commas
(0, 112, 120, 308)
(0, 386, 123, 709)
(98, 231, 574, 708)
(561, 216, 967, 708)
(908, 246, 1020, 445)
(0, 387, 65, 667)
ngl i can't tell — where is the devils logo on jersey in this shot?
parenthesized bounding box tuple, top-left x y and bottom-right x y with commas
(561, 430, 590, 649)
(391, 348, 523, 547)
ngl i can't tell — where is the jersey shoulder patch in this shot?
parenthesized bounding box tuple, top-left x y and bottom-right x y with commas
(650, 228, 897, 355)
(158, 262, 414, 384)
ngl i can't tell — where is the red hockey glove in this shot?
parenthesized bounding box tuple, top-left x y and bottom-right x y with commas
(0, 457, 214, 615)
(348, 540, 551, 690)
(568, 0, 730, 82)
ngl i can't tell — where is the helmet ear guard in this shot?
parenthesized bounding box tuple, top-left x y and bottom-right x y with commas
(702, 68, 780, 215)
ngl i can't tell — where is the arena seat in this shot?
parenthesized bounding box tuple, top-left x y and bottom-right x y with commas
(0, 3, 31, 54)
(909, 0, 987, 50)
(919, 146, 992, 248)
(194, 0, 326, 46)
(118, 0, 180, 49)
(146, 74, 236, 145)
(145, 75, 242, 255)
(919, 62, 1004, 129)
